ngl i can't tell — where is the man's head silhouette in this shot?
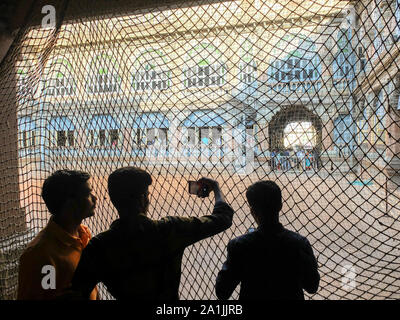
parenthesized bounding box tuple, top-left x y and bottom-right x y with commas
(108, 167, 152, 217)
(246, 180, 282, 226)
(42, 169, 96, 220)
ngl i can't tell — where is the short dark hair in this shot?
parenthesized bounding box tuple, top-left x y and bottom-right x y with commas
(108, 167, 152, 213)
(246, 180, 282, 220)
(42, 170, 91, 215)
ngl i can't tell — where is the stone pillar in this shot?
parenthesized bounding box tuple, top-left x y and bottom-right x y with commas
(157, 128, 167, 159)
(257, 120, 269, 155)
(169, 116, 180, 160)
(77, 129, 86, 150)
(211, 127, 221, 165)
(188, 127, 196, 163)
(222, 126, 233, 167)
(0, 50, 26, 239)
(122, 128, 132, 159)
(245, 127, 255, 173)
(322, 117, 334, 152)
(386, 88, 400, 191)
(179, 127, 187, 161)
(200, 127, 209, 165)
(75, 128, 87, 170)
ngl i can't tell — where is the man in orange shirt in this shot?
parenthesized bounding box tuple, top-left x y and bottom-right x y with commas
(17, 170, 98, 300)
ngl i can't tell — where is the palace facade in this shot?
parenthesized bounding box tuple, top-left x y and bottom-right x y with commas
(14, 0, 400, 179)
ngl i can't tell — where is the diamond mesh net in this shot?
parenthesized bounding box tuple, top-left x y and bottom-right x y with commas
(1, 0, 400, 300)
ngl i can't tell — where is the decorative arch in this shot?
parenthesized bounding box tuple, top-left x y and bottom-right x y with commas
(43, 56, 76, 96)
(267, 34, 321, 84)
(332, 29, 356, 89)
(86, 53, 122, 93)
(268, 105, 323, 151)
(183, 43, 226, 88)
(132, 49, 170, 91)
(238, 38, 258, 86)
(16, 59, 34, 98)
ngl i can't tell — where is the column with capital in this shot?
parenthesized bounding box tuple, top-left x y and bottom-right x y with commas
(386, 86, 400, 191)
(222, 125, 233, 170)
(169, 115, 180, 165)
(383, 80, 400, 219)
(122, 127, 132, 163)
(76, 126, 88, 167)
(256, 119, 269, 166)
(322, 116, 334, 152)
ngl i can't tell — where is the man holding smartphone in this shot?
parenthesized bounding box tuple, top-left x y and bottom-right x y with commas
(70, 166, 234, 300)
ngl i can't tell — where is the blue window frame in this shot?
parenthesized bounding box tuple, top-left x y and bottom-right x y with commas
(333, 114, 353, 149)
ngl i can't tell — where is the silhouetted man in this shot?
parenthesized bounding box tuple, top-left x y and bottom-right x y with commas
(18, 170, 98, 300)
(216, 180, 319, 300)
(71, 166, 234, 300)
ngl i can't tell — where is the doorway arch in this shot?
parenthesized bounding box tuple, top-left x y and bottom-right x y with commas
(268, 105, 323, 151)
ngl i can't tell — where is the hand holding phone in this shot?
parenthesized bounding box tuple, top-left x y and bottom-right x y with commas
(188, 180, 209, 197)
(188, 178, 218, 198)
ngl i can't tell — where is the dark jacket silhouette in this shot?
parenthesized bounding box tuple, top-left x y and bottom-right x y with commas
(71, 201, 233, 300)
(216, 222, 319, 300)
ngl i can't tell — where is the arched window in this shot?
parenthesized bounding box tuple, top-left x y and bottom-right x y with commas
(16, 60, 34, 98)
(372, 3, 385, 61)
(88, 115, 120, 147)
(333, 52, 354, 78)
(332, 29, 355, 90)
(132, 50, 170, 91)
(183, 43, 226, 88)
(48, 117, 75, 148)
(238, 39, 257, 85)
(44, 57, 75, 97)
(86, 54, 121, 93)
(239, 60, 257, 85)
(234, 38, 258, 102)
(267, 36, 321, 92)
(269, 55, 320, 82)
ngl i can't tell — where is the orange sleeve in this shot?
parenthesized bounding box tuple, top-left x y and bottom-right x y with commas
(89, 286, 99, 300)
(17, 248, 54, 300)
(79, 225, 92, 248)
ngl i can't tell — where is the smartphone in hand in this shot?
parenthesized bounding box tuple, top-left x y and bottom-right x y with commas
(188, 180, 209, 197)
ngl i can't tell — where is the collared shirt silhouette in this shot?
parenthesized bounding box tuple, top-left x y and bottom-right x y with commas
(17, 170, 98, 300)
(71, 167, 234, 300)
(18, 218, 97, 300)
(216, 180, 319, 300)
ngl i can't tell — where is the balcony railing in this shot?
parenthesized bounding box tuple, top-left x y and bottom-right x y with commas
(266, 80, 323, 95)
